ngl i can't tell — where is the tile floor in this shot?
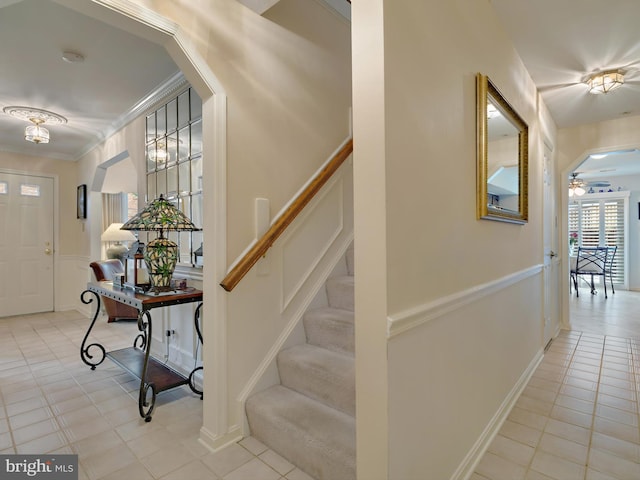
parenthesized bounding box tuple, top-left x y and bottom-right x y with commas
(0, 310, 314, 480)
(3, 288, 640, 480)
(473, 289, 640, 480)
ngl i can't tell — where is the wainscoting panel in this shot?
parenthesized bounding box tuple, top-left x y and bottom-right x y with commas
(388, 269, 544, 480)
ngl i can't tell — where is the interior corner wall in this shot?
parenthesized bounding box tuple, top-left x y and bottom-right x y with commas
(351, 0, 389, 477)
(154, 0, 352, 264)
(353, 0, 555, 477)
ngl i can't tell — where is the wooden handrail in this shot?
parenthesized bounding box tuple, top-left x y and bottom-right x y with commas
(220, 138, 353, 292)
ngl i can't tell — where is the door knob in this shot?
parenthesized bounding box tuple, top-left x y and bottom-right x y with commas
(45, 248, 52, 255)
(548, 251, 557, 257)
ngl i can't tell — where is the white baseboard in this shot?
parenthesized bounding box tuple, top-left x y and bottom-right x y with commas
(199, 424, 243, 453)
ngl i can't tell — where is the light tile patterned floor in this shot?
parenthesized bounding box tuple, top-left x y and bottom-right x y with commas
(473, 289, 640, 480)
(0, 310, 314, 480)
(4, 288, 640, 479)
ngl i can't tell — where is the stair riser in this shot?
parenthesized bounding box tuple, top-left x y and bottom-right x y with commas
(346, 246, 354, 276)
(304, 310, 354, 355)
(326, 276, 354, 311)
(278, 347, 355, 416)
(246, 386, 356, 480)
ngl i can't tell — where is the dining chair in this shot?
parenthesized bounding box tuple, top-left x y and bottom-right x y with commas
(570, 246, 609, 298)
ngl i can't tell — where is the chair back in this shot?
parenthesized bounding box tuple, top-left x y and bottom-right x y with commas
(90, 259, 125, 282)
(574, 246, 607, 274)
(605, 245, 617, 272)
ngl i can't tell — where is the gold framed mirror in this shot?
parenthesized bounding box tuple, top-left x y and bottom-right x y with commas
(476, 73, 528, 224)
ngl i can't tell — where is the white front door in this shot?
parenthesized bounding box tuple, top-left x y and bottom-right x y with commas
(0, 172, 54, 317)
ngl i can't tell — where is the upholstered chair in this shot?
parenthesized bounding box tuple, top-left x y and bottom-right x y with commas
(89, 259, 139, 322)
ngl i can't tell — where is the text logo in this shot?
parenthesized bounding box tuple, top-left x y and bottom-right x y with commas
(0, 455, 77, 480)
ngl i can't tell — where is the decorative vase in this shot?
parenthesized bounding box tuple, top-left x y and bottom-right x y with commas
(144, 237, 178, 290)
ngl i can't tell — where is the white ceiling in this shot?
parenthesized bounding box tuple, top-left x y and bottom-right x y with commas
(491, 0, 640, 130)
(1, 0, 639, 176)
(490, 0, 640, 180)
(0, 0, 179, 161)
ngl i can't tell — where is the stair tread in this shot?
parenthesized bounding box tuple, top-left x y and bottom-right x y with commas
(280, 343, 353, 369)
(247, 385, 355, 480)
(305, 306, 354, 324)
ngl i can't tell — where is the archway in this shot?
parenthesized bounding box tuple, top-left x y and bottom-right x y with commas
(60, 0, 231, 450)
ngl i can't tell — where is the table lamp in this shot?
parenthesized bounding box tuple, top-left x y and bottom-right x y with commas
(120, 195, 200, 292)
(101, 223, 137, 260)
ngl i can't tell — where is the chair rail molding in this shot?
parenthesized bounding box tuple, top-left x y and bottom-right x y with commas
(387, 264, 543, 338)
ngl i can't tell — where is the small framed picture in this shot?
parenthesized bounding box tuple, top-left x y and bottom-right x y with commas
(77, 184, 87, 219)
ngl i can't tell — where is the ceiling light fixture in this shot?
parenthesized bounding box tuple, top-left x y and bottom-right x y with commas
(568, 173, 586, 197)
(2, 106, 67, 145)
(587, 69, 624, 94)
(24, 118, 50, 144)
(62, 51, 85, 63)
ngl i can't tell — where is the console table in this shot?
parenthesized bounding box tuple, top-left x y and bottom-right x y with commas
(80, 282, 203, 422)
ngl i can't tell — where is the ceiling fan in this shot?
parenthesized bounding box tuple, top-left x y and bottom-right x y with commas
(568, 173, 586, 197)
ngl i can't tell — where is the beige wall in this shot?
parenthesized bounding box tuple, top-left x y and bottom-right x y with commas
(353, 0, 557, 477)
(557, 114, 640, 172)
(76, 115, 146, 261)
(152, 0, 352, 263)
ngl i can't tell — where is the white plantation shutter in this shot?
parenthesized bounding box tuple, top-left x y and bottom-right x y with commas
(580, 200, 600, 247)
(569, 195, 627, 285)
(568, 203, 579, 240)
(604, 199, 625, 284)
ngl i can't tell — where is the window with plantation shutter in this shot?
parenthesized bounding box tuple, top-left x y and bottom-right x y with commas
(568, 193, 628, 286)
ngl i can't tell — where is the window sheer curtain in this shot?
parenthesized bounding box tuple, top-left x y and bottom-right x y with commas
(101, 193, 126, 259)
(102, 193, 124, 231)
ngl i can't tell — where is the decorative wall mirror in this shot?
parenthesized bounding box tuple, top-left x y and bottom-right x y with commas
(476, 73, 529, 224)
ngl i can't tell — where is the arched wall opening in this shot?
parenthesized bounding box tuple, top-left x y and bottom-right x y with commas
(60, 0, 231, 450)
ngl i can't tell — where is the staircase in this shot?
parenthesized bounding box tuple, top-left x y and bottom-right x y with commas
(246, 245, 355, 480)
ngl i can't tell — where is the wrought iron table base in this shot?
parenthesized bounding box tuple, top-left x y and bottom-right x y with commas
(80, 288, 203, 422)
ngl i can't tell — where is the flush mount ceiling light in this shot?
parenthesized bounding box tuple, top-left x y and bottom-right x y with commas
(2, 106, 67, 144)
(62, 50, 85, 63)
(587, 69, 625, 94)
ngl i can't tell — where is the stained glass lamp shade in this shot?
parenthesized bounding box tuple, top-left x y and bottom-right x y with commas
(120, 195, 200, 291)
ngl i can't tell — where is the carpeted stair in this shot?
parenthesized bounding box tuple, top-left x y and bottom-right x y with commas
(246, 246, 355, 480)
